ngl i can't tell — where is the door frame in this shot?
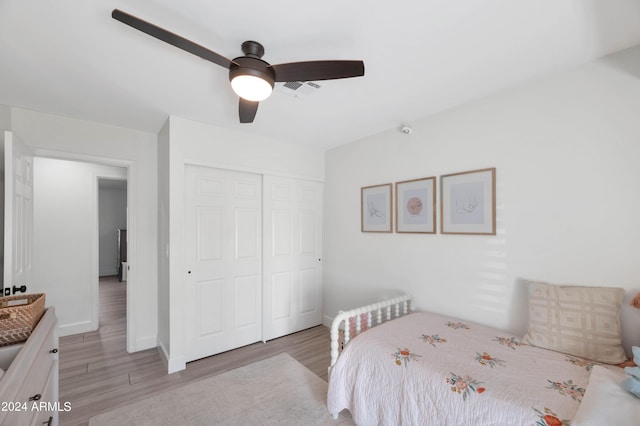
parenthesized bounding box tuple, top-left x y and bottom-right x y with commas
(29, 147, 137, 352)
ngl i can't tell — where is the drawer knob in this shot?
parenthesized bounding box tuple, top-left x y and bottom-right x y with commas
(29, 393, 42, 401)
(50, 348, 59, 354)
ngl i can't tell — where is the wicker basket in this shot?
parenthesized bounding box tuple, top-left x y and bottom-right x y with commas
(0, 293, 46, 347)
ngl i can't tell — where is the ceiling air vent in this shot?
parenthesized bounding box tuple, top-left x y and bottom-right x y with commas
(276, 81, 322, 98)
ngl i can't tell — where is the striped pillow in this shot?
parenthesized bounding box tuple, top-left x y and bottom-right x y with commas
(521, 281, 626, 364)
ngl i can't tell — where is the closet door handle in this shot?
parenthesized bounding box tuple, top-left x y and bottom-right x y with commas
(29, 393, 42, 401)
(43, 416, 53, 426)
(50, 348, 59, 354)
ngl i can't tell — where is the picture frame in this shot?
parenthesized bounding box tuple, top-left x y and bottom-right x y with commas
(440, 168, 496, 235)
(361, 183, 393, 232)
(395, 177, 436, 233)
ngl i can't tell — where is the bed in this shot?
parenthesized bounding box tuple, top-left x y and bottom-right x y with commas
(327, 286, 639, 425)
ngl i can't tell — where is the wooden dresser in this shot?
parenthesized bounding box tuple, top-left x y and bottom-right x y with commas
(0, 308, 59, 426)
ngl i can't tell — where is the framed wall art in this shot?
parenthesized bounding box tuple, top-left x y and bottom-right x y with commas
(440, 168, 496, 235)
(395, 177, 436, 233)
(361, 183, 393, 232)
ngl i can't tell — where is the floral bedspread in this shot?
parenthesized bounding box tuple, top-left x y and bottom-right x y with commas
(327, 311, 602, 426)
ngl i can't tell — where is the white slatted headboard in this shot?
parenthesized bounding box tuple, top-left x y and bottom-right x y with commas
(329, 294, 412, 374)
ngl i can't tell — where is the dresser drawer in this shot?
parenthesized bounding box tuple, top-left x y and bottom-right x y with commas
(29, 361, 58, 426)
(14, 320, 56, 408)
(0, 309, 58, 426)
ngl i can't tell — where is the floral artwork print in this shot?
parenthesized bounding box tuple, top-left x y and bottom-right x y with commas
(492, 336, 521, 350)
(445, 321, 470, 330)
(392, 348, 421, 367)
(446, 373, 486, 401)
(420, 334, 447, 348)
(565, 356, 595, 372)
(475, 352, 506, 368)
(546, 379, 585, 402)
(532, 407, 572, 426)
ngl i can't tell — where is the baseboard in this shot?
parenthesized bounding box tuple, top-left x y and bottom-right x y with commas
(157, 342, 169, 370)
(323, 314, 335, 328)
(57, 320, 95, 337)
(132, 335, 157, 352)
(157, 340, 187, 373)
(99, 268, 118, 277)
(167, 355, 186, 374)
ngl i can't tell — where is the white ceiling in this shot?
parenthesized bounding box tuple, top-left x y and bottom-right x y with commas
(1, 1, 640, 150)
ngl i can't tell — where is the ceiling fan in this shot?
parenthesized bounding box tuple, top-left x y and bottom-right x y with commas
(111, 9, 365, 123)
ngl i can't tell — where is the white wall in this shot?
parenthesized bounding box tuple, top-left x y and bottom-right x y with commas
(160, 116, 324, 372)
(10, 108, 158, 351)
(0, 106, 10, 131)
(323, 45, 640, 356)
(33, 158, 126, 334)
(156, 119, 171, 358)
(98, 181, 127, 276)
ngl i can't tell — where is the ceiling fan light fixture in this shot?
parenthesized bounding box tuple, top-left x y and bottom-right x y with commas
(231, 74, 273, 102)
(111, 11, 364, 123)
(229, 60, 275, 102)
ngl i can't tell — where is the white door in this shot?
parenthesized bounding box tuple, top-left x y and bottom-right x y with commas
(263, 176, 323, 341)
(184, 166, 262, 362)
(3, 131, 34, 293)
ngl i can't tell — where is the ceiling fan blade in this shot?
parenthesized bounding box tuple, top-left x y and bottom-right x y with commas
(270, 60, 364, 82)
(111, 9, 236, 69)
(239, 98, 259, 123)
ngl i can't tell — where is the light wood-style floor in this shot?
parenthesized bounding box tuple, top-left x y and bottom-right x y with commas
(59, 276, 332, 426)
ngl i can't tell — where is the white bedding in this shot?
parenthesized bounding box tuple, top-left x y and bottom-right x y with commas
(572, 365, 640, 426)
(328, 311, 603, 425)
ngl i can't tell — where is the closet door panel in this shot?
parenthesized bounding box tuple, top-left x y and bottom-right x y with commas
(235, 207, 260, 259)
(273, 272, 292, 320)
(235, 275, 259, 328)
(185, 166, 262, 362)
(196, 207, 223, 261)
(196, 279, 224, 336)
(263, 176, 323, 341)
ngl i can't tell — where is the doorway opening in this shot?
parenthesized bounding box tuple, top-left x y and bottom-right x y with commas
(98, 178, 128, 326)
(32, 157, 130, 345)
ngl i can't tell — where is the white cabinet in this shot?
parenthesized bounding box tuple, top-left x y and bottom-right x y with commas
(0, 308, 59, 426)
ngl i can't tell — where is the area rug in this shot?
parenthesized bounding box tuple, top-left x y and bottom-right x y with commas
(89, 353, 354, 425)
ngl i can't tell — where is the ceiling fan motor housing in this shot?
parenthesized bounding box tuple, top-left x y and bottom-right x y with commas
(228, 57, 276, 88)
(241, 40, 265, 59)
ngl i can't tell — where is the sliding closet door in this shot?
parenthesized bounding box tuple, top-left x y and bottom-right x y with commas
(184, 166, 262, 362)
(263, 176, 323, 341)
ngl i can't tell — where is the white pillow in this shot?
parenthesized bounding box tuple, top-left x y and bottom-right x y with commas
(521, 281, 626, 364)
(572, 365, 640, 425)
